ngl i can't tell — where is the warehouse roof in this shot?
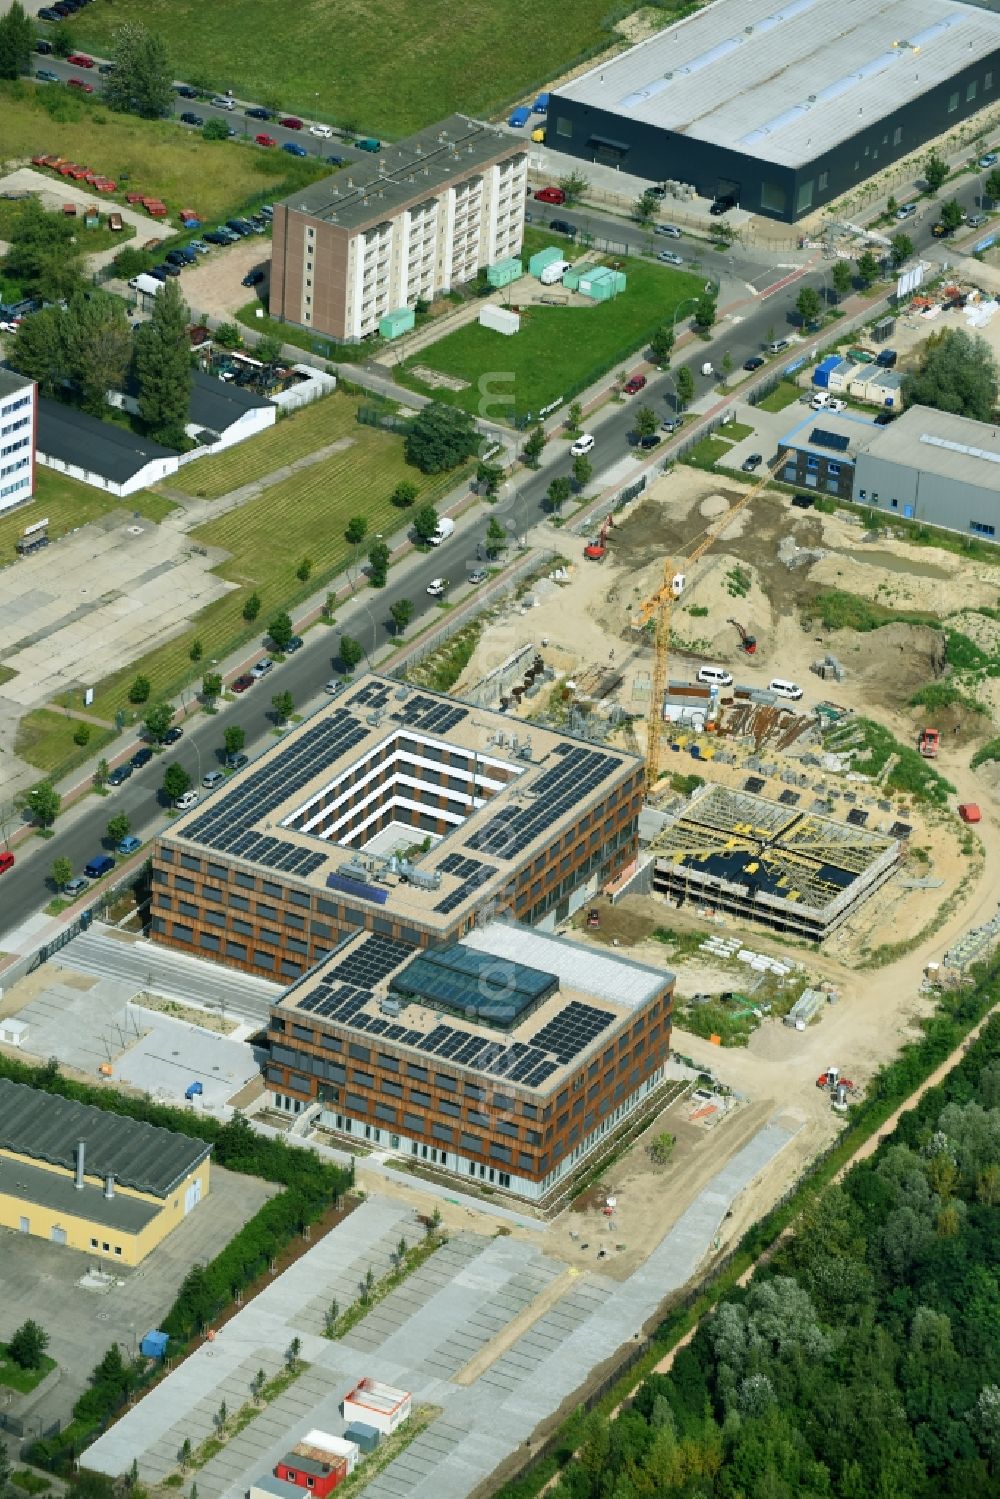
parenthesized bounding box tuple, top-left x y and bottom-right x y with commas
(0, 1152, 160, 1234)
(0, 1079, 212, 1198)
(555, 0, 1000, 168)
(856, 403, 1000, 483)
(282, 114, 523, 230)
(37, 398, 177, 482)
(780, 407, 879, 458)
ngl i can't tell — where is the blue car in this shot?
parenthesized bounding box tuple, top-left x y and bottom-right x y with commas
(282, 141, 308, 157)
(117, 835, 142, 855)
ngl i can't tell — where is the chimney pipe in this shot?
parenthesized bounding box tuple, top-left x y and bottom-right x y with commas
(75, 1139, 86, 1190)
(104, 1173, 115, 1200)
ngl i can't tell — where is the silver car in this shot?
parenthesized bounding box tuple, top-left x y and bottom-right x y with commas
(657, 250, 684, 266)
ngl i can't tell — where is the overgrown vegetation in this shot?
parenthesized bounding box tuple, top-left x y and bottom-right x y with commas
(971, 737, 1000, 769)
(807, 589, 938, 633)
(405, 619, 484, 694)
(651, 926, 706, 961)
(909, 681, 987, 716)
(825, 715, 955, 805)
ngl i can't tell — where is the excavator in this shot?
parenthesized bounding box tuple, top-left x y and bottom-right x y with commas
(584, 514, 615, 562)
(729, 618, 757, 655)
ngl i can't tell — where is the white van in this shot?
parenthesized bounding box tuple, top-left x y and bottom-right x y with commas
(539, 259, 570, 286)
(768, 678, 803, 700)
(811, 390, 831, 409)
(570, 433, 595, 456)
(697, 666, 733, 688)
(429, 516, 455, 546)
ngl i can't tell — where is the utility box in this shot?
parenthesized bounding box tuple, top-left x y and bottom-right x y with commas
(343, 1424, 380, 1455)
(872, 314, 896, 343)
(140, 1330, 169, 1359)
(486, 256, 523, 288)
(812, 355, 842, 389)
(479, 305, 520, 335)
(0, 1019, 28, 1048)
(378, 307, 415, 340)
(528, 244, 562, 278)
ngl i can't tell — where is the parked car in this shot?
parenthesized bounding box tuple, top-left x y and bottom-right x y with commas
(202, 771, 225, 790)
(242, 268, 265, 287)
(657, 250, 684, 266)
(534, 186, 565, 205)
(245, 106, 272, 120)
(255, 133, 277, 148)
(279, 115, 303, 129)
(765, 337, 790, 354)
(874, 411, 898, 425)
(638, 433, 661, 450)
(284, 635, 304, 653)
(174, 84, 199, 99)
(710, 194, 737, 216)
(211, 94, 235, 110)
(624, 374, 647, 394)
(549, 218, 576, 237)
(741, 452, 763, 472)
(98, 63, 114, 75)
(570, 433, 595, 456)
(175, 790, 199, 810)
(226, 218, 254, 236)
(204, 230, 231, 245)
(163, 725, 184, 744)
(67, 77, 94, 92)
(895, 202, 918, 220)
(131, 746, 153, 769)
(661, 416, 682, 433)
(282, 141, 308, 157)
(325, 154, 346, 166)
(324, 679, 343, 695)
(83, 854, 114, 878)
(508, 106, 531, 127)
(232, 673, 255, 693)
(791, 493, 814, 508)
(67, 51, 94, 66)
(117, 835, 142, 855)
(157, 261, 182, 277)
(426, 577, 448, 598)
(968, 212, 988, 228)
(107, 764, 133, 786)
(188, 239, 210, 254)
(180, 112, 204, 126)
(38, 7, 61, 19)
(931, 221, 952, 237)
(0, 852, 14, 875)
(227, 752, 249, 770)
(251, 657, 274, 678)
(980, 152, 999, 169)
(469, 567, 487, 584)
(35, 69, 59, 82)
(309, 123, 333, 138)
(768, 677, 803, 700)
(654, 224, 681, 238)
(34, 38, 53, 53)
(64, 876, 88, 895)
(743, 355, 765, 371)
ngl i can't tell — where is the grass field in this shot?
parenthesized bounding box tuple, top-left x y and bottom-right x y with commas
(0, 469, 175, 567)
(177, 395, 358, 499)
(0, 197, 134, 254)
(397, 256, 704, 419)
(0, 81, 327, 223)
(0, 1346, 57, 1395)
(15, 709, 115, 777)
(66, 0, 626, 138)
(757, 379, 802, 412)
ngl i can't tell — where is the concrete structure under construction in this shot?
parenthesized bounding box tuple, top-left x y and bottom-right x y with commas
(649, 783, 899, 939)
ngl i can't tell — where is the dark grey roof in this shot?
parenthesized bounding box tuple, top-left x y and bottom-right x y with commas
(0, 1151, 160, 1234)
(188, 367, 272, 432)
(0, 1078, 212, 1198)
(282, 113, 522, 230)
(0, 368, 34, 401)
(37, 398, 177, 483)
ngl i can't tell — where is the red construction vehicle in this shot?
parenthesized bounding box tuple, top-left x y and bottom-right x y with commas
(729, 618, 757, 654)
(584, 515, 614, 561)
(816, 1068, 855, 1091)
(586, 908, 601, 929)
(919, 727, 940, 758)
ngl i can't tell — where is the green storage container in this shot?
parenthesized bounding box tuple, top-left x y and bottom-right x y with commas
(528, 245, 562, 277)
(379, 306, 416, 339)
(561, 267, 583, 291)
(578, 266, 626, 301)
(487, 257, 524, 288)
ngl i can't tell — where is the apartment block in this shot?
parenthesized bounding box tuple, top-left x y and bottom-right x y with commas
(0, 369, 37, 516)
(269, 115, 527, 342)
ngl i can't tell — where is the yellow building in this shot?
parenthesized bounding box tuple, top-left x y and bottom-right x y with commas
(0, 1078, 212, 1266)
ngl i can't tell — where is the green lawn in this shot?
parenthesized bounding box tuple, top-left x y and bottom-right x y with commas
(15, 710, 115, 777)
(177, 394, 358, 499)
(0, 197, 134, 254)
(0, 468, 176, 569)
(0, 81, 328, 223)
(398, 258, 704, 420)
(0, 1347, 56, 1395)
(756, 379, 802, 412)
(236, 301, 381, 365)
(682, 435, 734, 470)
(67, 0, 634, 138)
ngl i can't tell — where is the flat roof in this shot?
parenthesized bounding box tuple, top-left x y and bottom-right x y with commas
(164, 673, 637, 936)
(0, 368, 33, 401)
(278, 922, 670, 1096)
(857, 402, 1000, 484)
(780, 407, 879, 459)
(282, 114, 523, 231)
(344, 1379, 409, 1414)
(0, 1152, 160, 1235)
(555, 0, 1000, 168)
(37, 397, 177, 481)
(0, 1078, 212, 1198)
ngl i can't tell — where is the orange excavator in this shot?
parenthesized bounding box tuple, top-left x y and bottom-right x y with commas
(584, 514, 615, 561)
(729, 618, 758, 655)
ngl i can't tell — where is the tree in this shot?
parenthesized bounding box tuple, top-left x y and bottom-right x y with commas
(649, 324, 674, 367)
(890, 232, 914, 267)
(4, 197, 85, 302)
(903, 328, 999, 421)
(484, 517, 507, 557)
(296, 556, 312, 582)
(475, 462, 503, 498)
(250, 1368, 266, 1403)
(26, 783, 60, 829)
(856, 250, 880, 288)
(215, 1400, 227, 1432)
(242, 592, 261, 623)
(675, 365, 695, 408)
(395, 1235, 408, 1267)
(940, 198, 965, 232)
(367, 538, 390, 587)
(924, 149, 948, 193)
(633, 405, 658, 438)
(572, 453, 593, 491)
(566, 400, 584, 433)
(404, 402, 477, 473)
(795, 285, 822, 328)
(0, 1, 34, 78)
(986, 168, 1000, 204)
(103, 21, 174, 119)
(107, 813, 131, 845)
(286, 1336, 302, 1370)
(693, 295, 716, 332)
(128, 674, 151, 705)
(522, 425, 545, 467)
(271, 690, 294, 725)
(114, 246, 151, 281)
(413, 504, 440, 544)
(323, 1300, 339, 1337)
(224, 725, 246, 761)
(189, 639, 203, 663)
(267, 612, 294, 650)
(8, 1320, 49, 1370)
(73, 722, 91, 747)
(648, 1132, 676, 1166)
(427, 1206, 442, 1238)
(558, 171, 589, 205)
(201, 672, 222, 706)
(133, 277, 191, 448)
(179, 1438, 192, 1469)
(202, 117, 230, 141)
(214, 322, 243, 350)
(634, 189, 659, 225)
(340, 635, 364, 674)
(389, 598, 413, 635)
(64, 290, 133, 417)
(93, 758, 110, 791)
(255, 333, 283, 366)
(52, 856, 73, 892)
(832, 259, 853, 301)
(50, 20, 73, 57)
(391, 479, 418, 509)
(546, 476, 571, 512)
(163, 762, 192, 803)
(143, 702, 174, 744)
(7, 307, 66, 396)
(361, 1268, 375, 1302)
(345, 515, 368, 545)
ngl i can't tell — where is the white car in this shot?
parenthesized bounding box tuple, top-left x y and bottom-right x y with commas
(251, 656, 274, 678)
(426, 577, 448, 598)
(570, 433, 595, 457)
(0, 320, 20, 334)
(324, 679, 344, 695)
(657, 250, 684, 267)
(654, 224, 682, 238)
(309, 123, 333, 138)
(175, 790, 199, 810)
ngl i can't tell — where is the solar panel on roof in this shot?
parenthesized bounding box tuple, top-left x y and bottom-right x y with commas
(531, 1001, 614, 1064)
(810, 426, 850, 452)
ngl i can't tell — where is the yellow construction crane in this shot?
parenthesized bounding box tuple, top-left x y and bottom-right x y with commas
(635, 455, 783, 795)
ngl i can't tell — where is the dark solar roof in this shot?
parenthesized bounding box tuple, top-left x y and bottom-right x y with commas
(0, 1078, 211, 1197)
(467, 742, 617, 860)
(809, 426, 851, 452)
(37, 397, 178, 482)
(391, 943, 557, 1025)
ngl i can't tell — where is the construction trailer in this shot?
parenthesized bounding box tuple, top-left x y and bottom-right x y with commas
(342, 1377, 411, 1436)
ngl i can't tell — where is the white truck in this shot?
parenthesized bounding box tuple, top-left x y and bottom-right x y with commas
(429, 516, 455, 546)
(129, 273, 164, 297)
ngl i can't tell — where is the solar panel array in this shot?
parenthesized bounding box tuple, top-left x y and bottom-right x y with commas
(182, 713, 367, 870)
(334, 933, 414, 988)
(810, 426, 851, 453)
(468, 743, 618, 861)
(391, 693, 468, 735)
(434, 851, 497, 914)
(531, 1000, 615, 1064)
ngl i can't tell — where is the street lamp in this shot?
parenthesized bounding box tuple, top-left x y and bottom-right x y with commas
(671, 296, 700, 334)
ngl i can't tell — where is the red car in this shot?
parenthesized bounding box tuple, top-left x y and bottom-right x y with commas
(255, 133, 277, 147)
(67, 78, 94, 93)
(0, 851, 13, 874)
(278, 115, 303, 129)
(534, 186, 566, 205)
(232, 673, 255, 693)
(67, 52, 94, 67)
(624, 374, 647, 394)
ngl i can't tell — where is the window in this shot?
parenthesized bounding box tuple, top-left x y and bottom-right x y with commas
(806, 455, 819, 471)
(383, 1080, 403, 1098)
(461, 1132, 482, 1151)
(199, 933, 220, 952)
(348, 1043, 370, 1063)
(178, 901, 198, 918)
(375, 1104, 396, 1124)
(346, 1092, 367, 1113)
(971, 520, 996, 536)
(987, 71, 994, 90)
(967, 80, 978, 102)
(828, 462, 840, 477)
(292, 1024, 314, 1042)
(490, 1143, 511, 1164)
(407, 1063, 428, 1082)
(232, 918, 253, 935)
(795, 178, 814, 213)
(352, 1071, 374, 1088)
(180, 854, 201, 872)
(226, 940, 247, 960)
(893, 126, 903, 145)
(760, 180, 787, 214)
(175, 875, 195, 893)
(236, 872, 255, 890)
(431, 1122, 453, 1143)
(254, 951, 274, 969)
(410, 1088, 431, 1107)
(102, 1242, 110, 1252)
(949, 90, 959, 112)
(440, 1099, 460, 1118)
(230, 893, 250, 911)
(90, 1237, 98, 1248)
(172, 922, 193, 940)
(114, 1246, 122, 1256)
(435, 1073, 456, 1092)
(555, 115, 572, 138)
(208, 862, 227, 880)
(256, 903, 277, 920)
